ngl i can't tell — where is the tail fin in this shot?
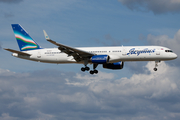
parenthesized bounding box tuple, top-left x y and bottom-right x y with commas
(11, 24, 41, 51)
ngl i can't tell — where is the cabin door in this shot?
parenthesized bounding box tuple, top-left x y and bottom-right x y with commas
(122, 48, 127, 56)
(37, 51, 41, 58)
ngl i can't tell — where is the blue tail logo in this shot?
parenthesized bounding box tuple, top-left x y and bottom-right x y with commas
(11, 24, 41, 51)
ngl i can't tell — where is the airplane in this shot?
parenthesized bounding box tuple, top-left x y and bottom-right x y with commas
(4, 24, 177, 74)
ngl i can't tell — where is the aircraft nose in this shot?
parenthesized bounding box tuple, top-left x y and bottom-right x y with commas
(173, 53, 178, 59)
(175, 53, 178, 59)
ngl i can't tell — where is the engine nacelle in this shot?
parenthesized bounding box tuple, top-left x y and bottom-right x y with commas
(103, 61, 124, 70)
(91, 55, 109, 64)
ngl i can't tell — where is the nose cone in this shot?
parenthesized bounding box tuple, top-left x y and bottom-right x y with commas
(172, 53, 178, 59)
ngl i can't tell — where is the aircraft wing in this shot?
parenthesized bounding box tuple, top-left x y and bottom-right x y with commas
(4, 48, 31, 56)
(47, 39, 94, 61)
(43, 30, 94, 62)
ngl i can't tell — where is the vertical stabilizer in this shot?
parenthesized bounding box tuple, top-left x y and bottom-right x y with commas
(11, 24, 41, 51)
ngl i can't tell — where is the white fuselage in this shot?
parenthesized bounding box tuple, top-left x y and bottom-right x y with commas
(12, 46, 177, 64)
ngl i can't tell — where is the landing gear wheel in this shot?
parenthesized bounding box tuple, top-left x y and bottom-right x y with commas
(85, 67, 90, 71)
(90, 70, 94, 74)
(81, 67, 85, 72)
(154, 68, 157, 71)
(94, 70, 98, 74)
(81, 66, 90, 72)
(89, 70, 98, 74)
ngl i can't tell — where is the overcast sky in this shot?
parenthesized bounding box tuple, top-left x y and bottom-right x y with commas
(1, 0, 180, 120)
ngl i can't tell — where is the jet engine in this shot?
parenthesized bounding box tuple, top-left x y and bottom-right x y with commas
(91, 55, 109, 64)
(103, 61, 124, 70)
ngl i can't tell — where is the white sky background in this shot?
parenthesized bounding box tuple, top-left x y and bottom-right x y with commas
(0, 0, 180, 120)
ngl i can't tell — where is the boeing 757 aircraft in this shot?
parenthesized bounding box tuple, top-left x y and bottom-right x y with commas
(4, 24, 177, 74)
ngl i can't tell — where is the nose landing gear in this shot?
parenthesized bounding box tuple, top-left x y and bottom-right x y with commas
(154, 68, 157, 71)
(154, 61, 160, 71)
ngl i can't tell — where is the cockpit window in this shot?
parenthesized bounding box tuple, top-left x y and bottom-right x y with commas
(165, 50, 173, 52)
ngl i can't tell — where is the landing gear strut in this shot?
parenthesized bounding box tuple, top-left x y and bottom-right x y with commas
(154, 61, 160, 71)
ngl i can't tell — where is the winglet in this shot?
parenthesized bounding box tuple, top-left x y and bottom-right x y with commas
(43, 30, 51, 40)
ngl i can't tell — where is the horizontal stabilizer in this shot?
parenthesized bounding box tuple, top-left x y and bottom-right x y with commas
(4, 48, 31, 56)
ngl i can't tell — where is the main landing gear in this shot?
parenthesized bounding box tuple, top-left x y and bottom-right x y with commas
(81, 59, 90, 72)
(154, 61, 160, 71)
(89, 64, 98, 75)
(81, 63, 98, 75)
(81, 66, 90, 72)
(89, 69, 98, 74)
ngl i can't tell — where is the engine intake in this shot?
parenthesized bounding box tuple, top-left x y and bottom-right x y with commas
(103, 61, 124, 70)
(91, 55, 109, 64)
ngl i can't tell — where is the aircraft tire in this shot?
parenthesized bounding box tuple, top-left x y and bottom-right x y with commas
(85, 67, 90, 71)
(154, 68, 157, 71)
(81, 67, 86, 72)
(94, 70, 98, 74)
(90, 70, 94, 74)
